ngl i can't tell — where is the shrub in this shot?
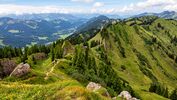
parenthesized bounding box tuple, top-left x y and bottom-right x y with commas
(90, 40, 100, 48)
(120, 65, 126, 71)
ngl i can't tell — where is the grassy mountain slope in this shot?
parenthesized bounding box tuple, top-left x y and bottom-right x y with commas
(0, 58, 108, 100)
(66, 16, 177, 99)
(0, 16, 177, 100)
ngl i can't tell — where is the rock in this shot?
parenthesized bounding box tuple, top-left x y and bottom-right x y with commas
(33, 53, 46, 60)
(112, 97, 117, 100)
(86, 82, 102, 91)
(131, 97, 139, 100)
(118, 91, 139, 100)
(10, 63, 30, 77)
(86, 82, 110, 97)
(0, 59, 17, 76)
(118, 91, 132, 100)
(62, 41, 74, 56)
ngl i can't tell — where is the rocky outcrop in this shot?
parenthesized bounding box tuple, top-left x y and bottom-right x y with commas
(86, 82, 102, 91)
(62, 41, 74, 56)
(86, 82, 110, 98)
(33, 53, 46, 60)
(10, 63, 30, 77)
(118, 91, 139, 100)
(0, 59, 17, 77)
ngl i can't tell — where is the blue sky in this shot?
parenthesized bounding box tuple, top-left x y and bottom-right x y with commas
(0, 0, 176, 15)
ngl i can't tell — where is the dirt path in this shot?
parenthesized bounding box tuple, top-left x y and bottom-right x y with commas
(44, 60, 60, 80)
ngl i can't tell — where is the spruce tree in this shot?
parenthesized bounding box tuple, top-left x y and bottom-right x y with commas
(164, 87, 169, 98)
(51, 47, 55, 61)
(32, 55, 36, 65)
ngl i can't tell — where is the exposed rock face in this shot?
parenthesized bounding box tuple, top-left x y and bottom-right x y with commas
(33, 53, 46, 60)
(62, 41, 74, 56)
(86, 82, 110, 97)
(86, 82, 102, 91)
(10, 63, 30, 77)
(118, 91, 139, 100)
(118, 91, 132, 99)
(0, 59, 17, 77)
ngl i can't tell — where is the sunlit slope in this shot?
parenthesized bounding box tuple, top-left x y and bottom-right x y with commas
(87, 17, 177, 99)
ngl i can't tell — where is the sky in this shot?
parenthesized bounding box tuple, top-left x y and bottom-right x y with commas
(0, 0, 177, 15)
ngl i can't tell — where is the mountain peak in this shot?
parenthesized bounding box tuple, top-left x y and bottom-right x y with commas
(134, 11, 177, 20)
(161, 11, 176, 14)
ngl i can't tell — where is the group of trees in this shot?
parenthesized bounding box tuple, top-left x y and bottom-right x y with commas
(0, 39, 66, 65)
(171, 36, 177, 45)
(0, 46, 22, 59)
(20, 45, 50, 63)
(90, 40, 100, 48)
(0, 44, 50, 62)
(157, 23, 165, 30)
(149, 82, 177, 99)
(51, 40, 64, 61)
(149, 82, 169, 98)
(67, 44, 138, 97)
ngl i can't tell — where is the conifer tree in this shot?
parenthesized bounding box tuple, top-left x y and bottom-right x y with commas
(51, 47, 55, 61)
(32, 55, 36, 65)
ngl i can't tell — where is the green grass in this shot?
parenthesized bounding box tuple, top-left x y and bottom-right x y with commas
(0, 57, 108, 100)
(0, 80, 88, 100)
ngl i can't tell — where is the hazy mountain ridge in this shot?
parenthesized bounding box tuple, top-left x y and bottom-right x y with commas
(0, 15, 87, 47)
(1, 11, 177, 47)
(68, 15, 119, 44)
(134, 11, 177, 20)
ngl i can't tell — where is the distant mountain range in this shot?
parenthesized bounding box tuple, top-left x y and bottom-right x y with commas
(1, 13, 83, 21)
(0, 14, 87, 47)
(68, 15, 116, 44)
(0, 11, 177, 47)
(134, 11, 177, 19)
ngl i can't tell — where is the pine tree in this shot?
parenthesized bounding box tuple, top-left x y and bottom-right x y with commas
(51, 46, 55, 61)
(32, 55, 36, 65)
(21, 47, 28, 63)
(164, 87, 169, 98)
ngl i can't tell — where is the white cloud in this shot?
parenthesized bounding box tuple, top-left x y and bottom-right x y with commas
(0, 4, 85, 15)
(90, 8, 115, 14)
(117, 0, 177, 13)
(93, 2, 104, 7)
(164, 2, 177, 11)
(0, 0, 177, 15)
(71, 0, 94, 3)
